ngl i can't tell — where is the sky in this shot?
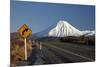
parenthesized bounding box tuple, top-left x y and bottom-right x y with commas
(11, 0, 95, 34)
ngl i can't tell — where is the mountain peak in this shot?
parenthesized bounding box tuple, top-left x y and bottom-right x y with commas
(48, 20, 82, 37)
(57, 20, 70, 25)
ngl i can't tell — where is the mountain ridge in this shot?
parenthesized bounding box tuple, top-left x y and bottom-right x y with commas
(34, 20, 95, 37)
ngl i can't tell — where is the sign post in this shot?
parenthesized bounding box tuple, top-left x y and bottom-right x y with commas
(18, 24, 32, 60)
(24, 38, 27, 60)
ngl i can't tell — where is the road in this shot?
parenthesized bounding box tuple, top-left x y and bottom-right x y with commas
(16, 41, 95, 66)
(28, 41, 95, 65)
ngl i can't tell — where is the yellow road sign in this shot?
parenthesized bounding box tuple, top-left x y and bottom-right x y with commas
(18, 24, 32, 38)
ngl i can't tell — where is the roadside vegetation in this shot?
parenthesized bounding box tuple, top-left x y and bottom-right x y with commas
(60, 35, 95, 45)
(10, 32, 32, 66)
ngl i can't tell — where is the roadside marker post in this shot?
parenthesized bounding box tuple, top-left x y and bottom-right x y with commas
(18, 24, 32, 60)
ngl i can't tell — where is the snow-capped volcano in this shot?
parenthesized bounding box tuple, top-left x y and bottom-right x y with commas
(48, 20, 82, 37)
(35, 20, 94, 37)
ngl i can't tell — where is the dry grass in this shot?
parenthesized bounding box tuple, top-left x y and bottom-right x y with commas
(10, 38, 32, 66)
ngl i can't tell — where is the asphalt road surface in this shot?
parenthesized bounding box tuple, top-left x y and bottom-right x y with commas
(17, 41, 95, 66)
(42, 41, 95, 63)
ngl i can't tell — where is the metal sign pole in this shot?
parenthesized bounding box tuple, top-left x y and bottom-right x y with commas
(24, 38, 27, 60)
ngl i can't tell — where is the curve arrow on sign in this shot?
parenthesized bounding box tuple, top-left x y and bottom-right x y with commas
(22, 28, 28, 35)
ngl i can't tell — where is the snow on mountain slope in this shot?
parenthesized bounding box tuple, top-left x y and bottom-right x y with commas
(81, 30, 95, 36)
(48, 20, 83, 37)
(35, 20, 95, 37)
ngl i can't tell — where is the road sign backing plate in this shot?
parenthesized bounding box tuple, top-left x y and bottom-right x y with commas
(18, 24, 32, 38)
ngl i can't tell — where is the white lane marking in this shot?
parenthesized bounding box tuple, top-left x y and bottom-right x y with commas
(43, 43, 94, 61)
